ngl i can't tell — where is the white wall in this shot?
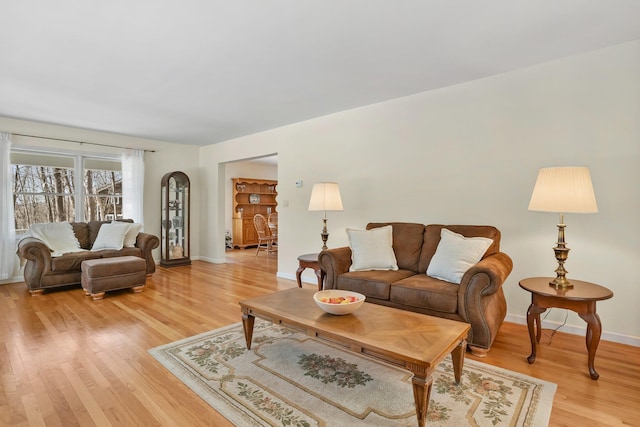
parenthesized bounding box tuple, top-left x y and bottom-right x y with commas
(199, 40, 640, 344)
(0, 117, 201, 265)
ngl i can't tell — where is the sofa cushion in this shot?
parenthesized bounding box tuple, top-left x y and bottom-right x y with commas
(367, 222, 425, 272)
(50, 251, 102, 272)
(347, 225, 398, 271)
(391, 274, 459, 314)
(114, 221, 143, 247)
(71, 223, 91, 249)
(426, 228, 493, 284)
(91, 222, 131, 251)
(418, 225, 501, 274)
(118, 247, 143, 258)
(337, 269, 415, 300)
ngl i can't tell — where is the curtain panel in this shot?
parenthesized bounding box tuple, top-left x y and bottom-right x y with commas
(121, 149, 145, 224)
(0, 132, 18, 280)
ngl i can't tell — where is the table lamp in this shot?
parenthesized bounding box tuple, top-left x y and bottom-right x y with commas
(528, 166, 598, 288)
(308, 182, 343, 251)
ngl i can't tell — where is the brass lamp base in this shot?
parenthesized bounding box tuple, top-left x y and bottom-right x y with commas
(549, 275, 573, 288)
(320, 218, 329, 251)
(549, 215, 573, 289)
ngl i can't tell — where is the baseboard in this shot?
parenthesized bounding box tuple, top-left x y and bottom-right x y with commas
(277, 272, 297, 282)
(198, 256, 229, 264)
(505, 313, 640, 347)
(0, 275, 23, 285)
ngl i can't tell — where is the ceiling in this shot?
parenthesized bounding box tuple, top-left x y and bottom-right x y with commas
(2, 1, 639, 146)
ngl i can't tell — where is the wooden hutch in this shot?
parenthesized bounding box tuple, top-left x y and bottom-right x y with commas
(232, 178, 277, 248)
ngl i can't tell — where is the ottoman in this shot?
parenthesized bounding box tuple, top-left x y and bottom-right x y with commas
(81, 256, 147, 300)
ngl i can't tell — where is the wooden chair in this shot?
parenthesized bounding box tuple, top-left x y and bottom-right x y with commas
(253, 214, 275, 256)
(267, 212, 278, 251)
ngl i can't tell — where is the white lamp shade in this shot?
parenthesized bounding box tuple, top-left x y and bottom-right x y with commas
(308, 182, 344, 211)
(528, 167, 598, 213)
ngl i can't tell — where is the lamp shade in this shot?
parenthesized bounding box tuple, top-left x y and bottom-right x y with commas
(308, 182, 343, 212)
(528, 167, 598, 213)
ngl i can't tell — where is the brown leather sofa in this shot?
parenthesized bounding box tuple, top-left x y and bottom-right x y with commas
(17, 220, 159, 295)
(318, 222, 513, 356)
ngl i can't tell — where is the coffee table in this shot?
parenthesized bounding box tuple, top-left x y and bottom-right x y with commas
(240, 288, 470, 427)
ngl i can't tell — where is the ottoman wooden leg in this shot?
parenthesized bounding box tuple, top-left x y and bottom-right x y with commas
(132, 285, 145, 293)
(91, 292, 106, 301)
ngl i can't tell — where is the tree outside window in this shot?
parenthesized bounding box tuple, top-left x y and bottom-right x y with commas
(11, 151, 122, 233)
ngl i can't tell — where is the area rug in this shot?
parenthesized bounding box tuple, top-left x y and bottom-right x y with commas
(149, 320, 555, 426)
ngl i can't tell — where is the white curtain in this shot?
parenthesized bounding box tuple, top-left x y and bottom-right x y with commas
(0, 132, 17, 280)
(121, 149, 145, 224)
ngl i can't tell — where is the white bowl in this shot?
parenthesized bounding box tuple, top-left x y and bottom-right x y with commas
(313, 290, 366, 315)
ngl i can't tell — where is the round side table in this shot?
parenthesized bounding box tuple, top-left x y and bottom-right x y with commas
(519, 277, 613, 380)
(296, 253, 325, 291)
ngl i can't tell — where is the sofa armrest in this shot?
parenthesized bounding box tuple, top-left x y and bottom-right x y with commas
(457, 251, 513, 352)
(17, 237, 54, 289)
(318, 247, 352, 290)
(135, 232, 160, 275)
(459, 252, 513, 299)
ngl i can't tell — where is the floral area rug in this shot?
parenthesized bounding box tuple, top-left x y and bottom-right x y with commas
(149, 320, 555, 426)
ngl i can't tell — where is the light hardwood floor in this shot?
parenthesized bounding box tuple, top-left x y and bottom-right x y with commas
(1, 250, 638, 426)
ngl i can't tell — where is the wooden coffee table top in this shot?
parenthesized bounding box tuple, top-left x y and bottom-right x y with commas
(239, 287, 470, 369)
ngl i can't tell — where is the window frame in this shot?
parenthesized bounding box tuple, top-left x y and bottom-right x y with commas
(11, 146, 122, 233)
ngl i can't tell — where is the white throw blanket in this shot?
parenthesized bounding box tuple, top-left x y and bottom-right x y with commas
(27, 222, 85, 256)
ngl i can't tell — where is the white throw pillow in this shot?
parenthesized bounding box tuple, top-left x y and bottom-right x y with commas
(347, 225, 398, 272)
(113, 221, 143, 247)
(426, 228, 493, 284)
(28, 222, 82, 256)
(91, 222, 132, 251)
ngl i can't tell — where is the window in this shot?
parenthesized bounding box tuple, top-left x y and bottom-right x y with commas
(83, 158, 123, 223)
(11, 151, 122, 233)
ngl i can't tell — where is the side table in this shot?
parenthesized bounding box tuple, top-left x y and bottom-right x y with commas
(519, 277, 613, 380)
(296, 253, 325, 291)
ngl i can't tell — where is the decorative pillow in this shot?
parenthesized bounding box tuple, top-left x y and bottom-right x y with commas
(28, 222, 82, 256)
(426, 228, 493, 284)
(113, 221, 143, 247)
(91, 222, 132, 251)
(347, 225, 398, 272)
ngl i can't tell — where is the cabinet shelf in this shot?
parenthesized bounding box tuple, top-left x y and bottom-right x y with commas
(236, 192, 277, 195)
(235, 202, 278, 206)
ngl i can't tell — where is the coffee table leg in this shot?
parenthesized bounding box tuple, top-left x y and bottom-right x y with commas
(450, 339, 467, 384)
(241, 312, 255, 349)
(411, 374, 433, 427)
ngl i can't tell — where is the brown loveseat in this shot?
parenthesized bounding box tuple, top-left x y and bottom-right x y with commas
(318, 222, 513, 356)
(17, 220, 159, 295)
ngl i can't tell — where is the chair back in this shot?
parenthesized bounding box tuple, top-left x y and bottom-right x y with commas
(253, 214, 269, 238)
(267, 212, 278, 237)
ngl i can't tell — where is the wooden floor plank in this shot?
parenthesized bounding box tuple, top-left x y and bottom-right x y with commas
(1, 249, 638, 426)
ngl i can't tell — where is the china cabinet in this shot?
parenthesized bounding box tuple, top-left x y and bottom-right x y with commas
(161, 171, 191, 266)
(232, 178, 277, 248)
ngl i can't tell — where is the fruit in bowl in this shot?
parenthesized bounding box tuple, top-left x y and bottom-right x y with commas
(313, 290, 365, 315)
